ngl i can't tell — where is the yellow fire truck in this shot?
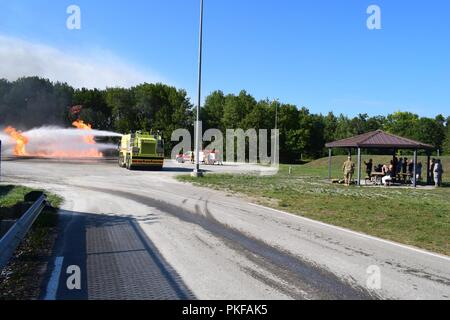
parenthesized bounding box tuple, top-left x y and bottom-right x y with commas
(118, 131, 164, 170)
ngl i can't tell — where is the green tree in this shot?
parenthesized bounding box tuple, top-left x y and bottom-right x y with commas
(274, 102, 299, 162)
(0, 77, 72, 128)
(202, 90, 226, 131)
(334, 114, 356, 140)
(383, 112, 420, 139)
(222, 90, 257, 130)
(132, 83, 193, 154)
(443, 116, 450, 155)
(72, 88, 110, 129)
(323, 112, 338, 143)
(105, 87, 137, 133)
(415, 117, 446, 150)
(366, 115, 385, 132)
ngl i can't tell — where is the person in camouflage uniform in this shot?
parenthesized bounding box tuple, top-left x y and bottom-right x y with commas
(342, 156, 355, 186)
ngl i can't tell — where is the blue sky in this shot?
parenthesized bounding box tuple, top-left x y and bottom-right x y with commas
(0, 0, 449, 117)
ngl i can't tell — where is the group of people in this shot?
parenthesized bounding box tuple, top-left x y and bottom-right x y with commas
(189, 148, 223, 165)
(342, 156, 444, 187)
(368, 157, 423, 186)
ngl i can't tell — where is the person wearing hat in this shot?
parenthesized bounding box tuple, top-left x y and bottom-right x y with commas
(342, 156, 355, 186)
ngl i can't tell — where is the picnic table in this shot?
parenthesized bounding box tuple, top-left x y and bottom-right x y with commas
(370, 172, 385, 185)
(397, 173, 412, 183)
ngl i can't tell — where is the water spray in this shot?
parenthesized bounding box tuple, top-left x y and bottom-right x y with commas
(1, 125, 122, 158)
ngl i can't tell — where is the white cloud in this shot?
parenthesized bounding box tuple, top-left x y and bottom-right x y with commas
(0, 35, 164, 89)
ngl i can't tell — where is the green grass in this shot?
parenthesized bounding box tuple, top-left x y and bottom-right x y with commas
(0, 185, 62, 219)
(178, 156, 450, 256)
(0, 185, 62, 300)
(0, 185, 34, 209)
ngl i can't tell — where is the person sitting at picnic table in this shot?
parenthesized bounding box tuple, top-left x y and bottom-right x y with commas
(382, 161, 395, 186)
(364, 159, 373, 178)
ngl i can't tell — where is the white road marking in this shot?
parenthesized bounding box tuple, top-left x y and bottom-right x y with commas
(44, 256, 64, 300)
(248, 203, 450, 262)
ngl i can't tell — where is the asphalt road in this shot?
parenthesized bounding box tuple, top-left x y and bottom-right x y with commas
(1, 158, 449, 300)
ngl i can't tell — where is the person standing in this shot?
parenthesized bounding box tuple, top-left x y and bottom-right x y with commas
(434, 159, 444, 187)
(397, 157, 403, 176)
(342, 156, 355, 186)
(408, 159, 414, 177)
(402, 157, 408, 182)
(430, 158, 436, 184)
(416, 162, 423, 182)
(364, 159, 373, 179)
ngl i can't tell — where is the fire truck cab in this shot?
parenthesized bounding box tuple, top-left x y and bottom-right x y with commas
(118, 131, 164, 170)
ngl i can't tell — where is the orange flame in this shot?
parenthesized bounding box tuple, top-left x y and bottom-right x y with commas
(72, 120, 96, 145)
(72, 120, 103, 157)
(4, 126, 28, 156)
(3, 121, 103, 158)
(72, 119, 92, 130)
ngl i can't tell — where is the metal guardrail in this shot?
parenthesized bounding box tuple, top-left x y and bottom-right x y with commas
(0, 194, 47, 270)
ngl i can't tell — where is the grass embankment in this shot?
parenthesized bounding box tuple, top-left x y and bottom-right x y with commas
(0, 185, 62, 300)
(178, 156, 450, 256)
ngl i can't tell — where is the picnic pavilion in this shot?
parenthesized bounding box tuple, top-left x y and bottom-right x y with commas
(325, 130, 436, 187)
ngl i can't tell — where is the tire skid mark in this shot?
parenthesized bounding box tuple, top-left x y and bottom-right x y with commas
(85, 186, 378, 300)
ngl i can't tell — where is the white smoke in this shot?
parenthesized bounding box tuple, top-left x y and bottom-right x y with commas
(0, 35, 164, 89)
(0, 133, 13, 152)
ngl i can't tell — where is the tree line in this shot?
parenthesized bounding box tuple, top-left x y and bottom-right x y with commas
(1, 77, 449, 162)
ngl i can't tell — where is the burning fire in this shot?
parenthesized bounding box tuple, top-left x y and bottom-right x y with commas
(3, 120, 103, 158)
(3, 126, 29, 156)
(71, 120, 102, 157)
(72, 120, 96, 145)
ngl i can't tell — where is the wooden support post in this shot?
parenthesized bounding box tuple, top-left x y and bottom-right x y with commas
(413, 149, 418, 188)
(328, 148, 332, 180)
(357, 147, 362, 186)
(426, 153, 431, 185)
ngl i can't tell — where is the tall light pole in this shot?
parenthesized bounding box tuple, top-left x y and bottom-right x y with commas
(192, 0, 204, 177)
(274, 99, 278, 165)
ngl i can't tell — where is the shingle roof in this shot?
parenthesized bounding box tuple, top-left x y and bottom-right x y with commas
(325, 130, 435, 150)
